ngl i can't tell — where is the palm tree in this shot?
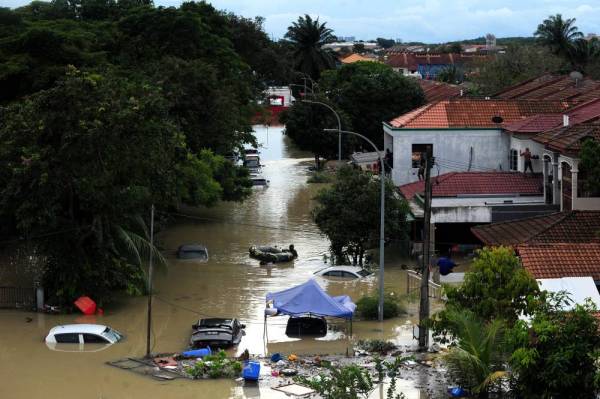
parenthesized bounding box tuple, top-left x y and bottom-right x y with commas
(568, 38, 600, 72)
(444, 309, 509, 398)
(285, 14, 336, 80)
(534, 14, 583, 58)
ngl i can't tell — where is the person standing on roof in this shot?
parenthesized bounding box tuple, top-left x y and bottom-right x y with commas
(520, 148, 534, 174)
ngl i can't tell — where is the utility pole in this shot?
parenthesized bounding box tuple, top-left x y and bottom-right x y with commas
(145, 204, 155, 358)
(418, 153, 433, 350)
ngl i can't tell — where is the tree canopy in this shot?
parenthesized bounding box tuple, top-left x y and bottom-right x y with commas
(0, 1, 288, 304)
(312, 166, 409, 265)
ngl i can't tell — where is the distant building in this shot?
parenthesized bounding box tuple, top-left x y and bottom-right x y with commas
(384, 52, 489, 79)
(338, 36, 356, 42)
(340, 53, 379, 64)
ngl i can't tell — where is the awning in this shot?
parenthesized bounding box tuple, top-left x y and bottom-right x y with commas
(266, 279, 356, 319)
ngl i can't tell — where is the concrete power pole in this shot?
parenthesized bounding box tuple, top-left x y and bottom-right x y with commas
(418, 153, 433, 350)
(145, 204, 155, 358)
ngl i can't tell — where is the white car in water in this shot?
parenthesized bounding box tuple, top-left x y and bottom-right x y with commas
(45, 324, 123, 351)
(314, 266, 373, 279)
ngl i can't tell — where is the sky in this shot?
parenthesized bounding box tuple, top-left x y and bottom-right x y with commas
(4, 0, 600, 42)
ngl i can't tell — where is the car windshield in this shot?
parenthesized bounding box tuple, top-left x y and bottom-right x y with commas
(102, 327, 123, 342)
(357, 269, 372, 277)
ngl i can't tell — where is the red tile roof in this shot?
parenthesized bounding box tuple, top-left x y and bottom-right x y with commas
(471, 211, 600, 246)
(494, 74, 600, 104)
(517, 243, 600, 280)
(385, 52, 490, 70)
(388, 99, 568, 129)
(504, 98, 600, 134)
(533, 122, 600, 156)
(417, 79, 463, 102)
(398, 172, 543, 200)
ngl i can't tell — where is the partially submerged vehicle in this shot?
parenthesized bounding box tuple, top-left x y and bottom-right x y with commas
(189, 318, 245, 348)
(45, 324, 123, 351)
(250, 173, 269, 187)
(314, 266, 373, 279)
(249, 245, 298, 263)
(285, 316, 327, 338)
(177, 243, 209, 261)
(243, 154, 261, 172)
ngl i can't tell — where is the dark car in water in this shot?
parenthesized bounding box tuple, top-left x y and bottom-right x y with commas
(189, 318, 245, 348)
(285, 316, 327, 338)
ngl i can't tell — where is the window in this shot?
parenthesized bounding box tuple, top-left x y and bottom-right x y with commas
(54, 333, 80, 343)
(342, 271, 358, 279)
(509, 149, 518, 171)
(82, 334, 109, 344)
(357, 269, 372, 277)
(324, 270, 343, 277)
(412, 144, 433, 168)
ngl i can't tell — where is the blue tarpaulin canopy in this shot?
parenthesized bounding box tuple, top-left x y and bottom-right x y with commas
(266, 279, 356, 319)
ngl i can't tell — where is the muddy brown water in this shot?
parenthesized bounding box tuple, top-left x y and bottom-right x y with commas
(0, 126, 446, 399)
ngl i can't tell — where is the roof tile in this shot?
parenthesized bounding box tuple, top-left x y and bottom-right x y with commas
(517, 243, 600, 280)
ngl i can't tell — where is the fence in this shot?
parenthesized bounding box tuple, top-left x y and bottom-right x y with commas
(405, 270, 443, 299)
(0, 286, 36, 309)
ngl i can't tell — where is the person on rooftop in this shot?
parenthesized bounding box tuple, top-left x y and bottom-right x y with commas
(520, 148, 534, 174)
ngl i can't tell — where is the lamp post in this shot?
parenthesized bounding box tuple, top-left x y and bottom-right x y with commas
(324, 129, 386, 321)
(304, 100, 342, 162)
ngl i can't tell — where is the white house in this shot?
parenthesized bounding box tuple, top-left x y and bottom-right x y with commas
(383, 99, 568, 186)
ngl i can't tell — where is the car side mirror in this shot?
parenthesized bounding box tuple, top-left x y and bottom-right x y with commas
(240, 324, 246, 329)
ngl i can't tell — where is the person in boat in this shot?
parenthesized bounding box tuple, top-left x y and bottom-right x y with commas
(285, 244, 298, 258)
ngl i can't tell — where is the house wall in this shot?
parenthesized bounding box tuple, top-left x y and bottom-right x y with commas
(431, 196, 545, 223)
(509, 136, 545, 173)
(384, 126, 510, 185)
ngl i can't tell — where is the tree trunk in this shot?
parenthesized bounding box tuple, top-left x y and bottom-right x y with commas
(315, 154, 320, 170)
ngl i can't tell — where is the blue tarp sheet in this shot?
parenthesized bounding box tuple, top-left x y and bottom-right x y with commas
(266, 279, 356, 319)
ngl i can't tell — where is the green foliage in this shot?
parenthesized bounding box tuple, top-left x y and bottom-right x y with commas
(508, 295, 600, 399)
(579, 137, 600, 197)
(356, 339, 397, 354)
(185, 349, 242, 379)
(313, 166, 410, 265)
(298, 363, 374, 399)
(470, 45, 566, 95)
(376, 38, 396, 49)
(436, 65, 464, 84)
(443, 309, 509, 397)
(356, 294, 404, 320)
(285, 14, 336, 80)
(280, 98, 352, 168)
(319, 62, 425, 148)
(307, 171, 334, 184)
(434, 247, 540, 334)
(535, 14, 583, 58)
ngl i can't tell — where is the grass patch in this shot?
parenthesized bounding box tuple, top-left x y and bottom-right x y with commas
(356, 339, 397, 354)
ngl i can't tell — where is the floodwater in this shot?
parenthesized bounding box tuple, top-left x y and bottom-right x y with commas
(0, 126, 444, 399)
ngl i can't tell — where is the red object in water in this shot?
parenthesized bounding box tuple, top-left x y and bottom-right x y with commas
(74, 296, 97, 315)
(97, 308, 104, 315)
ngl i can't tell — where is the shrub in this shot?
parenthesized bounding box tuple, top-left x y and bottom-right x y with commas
(357, 293, 404, 320)
(184, 349, 242, 379)
(356, 339, 396, 354)
(307, 171, 333, 183)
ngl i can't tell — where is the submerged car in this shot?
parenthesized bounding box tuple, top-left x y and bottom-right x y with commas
(177, 243, 209, 261)
(189, 318, 245, 348)
(45, 324, 123, 345)
(285, 316, 327, 338)
(314, 266, 373, 279)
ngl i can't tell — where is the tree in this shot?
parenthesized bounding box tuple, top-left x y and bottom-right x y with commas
(313, 166, 409, 265)
(569, 38, 600, 73)
(352, 43, 365, 53)
(279, 98, 351, 168)
(579, 138, 600, 197)
(535, 14, 583, 58)
(0, 69, 249, 304)
(470, 45, 566, 95)
(444, 309, 508, 398)
(320, 62, 425, 147)
(285, 14, 336, 80)
(376, 38, 395, 49)
(509, 295, 600, 399)
(437, 65, 464, 84)
(433, 246, 540, 333)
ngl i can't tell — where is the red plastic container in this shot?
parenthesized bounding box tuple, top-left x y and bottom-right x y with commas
(74, 296, 97, 315)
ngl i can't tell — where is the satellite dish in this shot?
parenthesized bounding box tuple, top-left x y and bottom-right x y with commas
(492, 116, 504, 124)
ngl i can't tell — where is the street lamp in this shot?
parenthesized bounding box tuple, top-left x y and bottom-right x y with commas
(324, 128, 386, 322)
(304, 100, 342, 162)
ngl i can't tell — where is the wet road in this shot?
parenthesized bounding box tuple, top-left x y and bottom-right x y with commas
(0, 126, 439, 399)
